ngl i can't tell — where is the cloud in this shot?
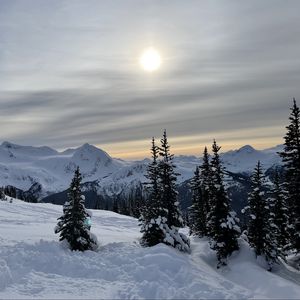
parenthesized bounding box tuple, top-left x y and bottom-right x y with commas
(0, 0, 299, 157)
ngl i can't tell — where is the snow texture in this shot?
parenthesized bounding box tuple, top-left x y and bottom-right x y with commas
(0, 199, 299, 299)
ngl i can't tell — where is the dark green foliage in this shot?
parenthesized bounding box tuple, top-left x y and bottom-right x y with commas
(270, 170, 289, 252)
(189, 166, 207, 236)
(140, 132, 190, 252)
(158, 130, 183, 229)
(247, 161, 266, 256)
(199, 147, 211, 222)
(4, 186, 17, 199)
(279, 98, 300, 252)
(94, 195, 103, 210)
(112, 199, 119, 213)
(247, 161, 280, 270)
(0, 187, 5, 200)
(55, 167, 97, 251)
(140, 137, 165, 246)
(208, 140, 240, 267)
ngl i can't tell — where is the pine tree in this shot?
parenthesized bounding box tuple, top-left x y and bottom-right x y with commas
(94, 195, 102, 210)
(0, 187, 5, 200)
(208, 140, 240, 267)
(279, 98, 300, 252)
(189, 166, 206, 237)
(247, 161, 267, 255)
(140, 137, 166, 246)
(199, 146, 212, 234)
(247, 161, 279, 270)
(270, 169, 289, 252)
(141, 132, 190, 252)
(158, 130, 183, 228)
(55, 167, 97, 251)
(112, 199, 119, 213)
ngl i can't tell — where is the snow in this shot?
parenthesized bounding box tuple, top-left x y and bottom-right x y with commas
(0, 199, 299, 299)
(221, 144, 282, 174)
(0, 142, 283, 199)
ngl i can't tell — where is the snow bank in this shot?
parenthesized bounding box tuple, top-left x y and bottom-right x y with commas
(0, 199, 299, 299)
(226, 239, 300, 299)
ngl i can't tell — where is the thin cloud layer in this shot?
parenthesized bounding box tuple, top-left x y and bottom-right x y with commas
(0, 0, 299, 158)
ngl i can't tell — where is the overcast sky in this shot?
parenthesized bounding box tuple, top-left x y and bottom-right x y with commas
(0, 0, 299, 158)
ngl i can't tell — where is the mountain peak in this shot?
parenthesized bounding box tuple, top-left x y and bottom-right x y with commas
(73, 143, 112, 162)
(80, 143, 95, 150)
(77, 143, 108, 154)
(237, 145, 256, 153)
(1, 141, 57, 155)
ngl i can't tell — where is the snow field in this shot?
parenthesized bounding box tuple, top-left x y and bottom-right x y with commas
(0, 199, 300, 299)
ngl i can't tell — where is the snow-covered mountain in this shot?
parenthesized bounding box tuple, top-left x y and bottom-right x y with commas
(0, 142, 124, 195)
(0, 141, 282, 199)
(221, 144, 282, 174)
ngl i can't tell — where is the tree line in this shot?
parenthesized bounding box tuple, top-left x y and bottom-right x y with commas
(188, 98, 300, 270)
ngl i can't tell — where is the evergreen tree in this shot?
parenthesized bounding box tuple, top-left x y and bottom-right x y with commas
(55, 167, 97, 251)
(247, 161, 279, 270)
(200, 146, 211, 211)
(112, 199, 119, 213)
(158, 130, 183, 228)
(208, 140, 240, 267)
(0, 187, 5, 200)
(94, 195, 102, 210)
(279, 98, 300, 252)
(269, 169, 289, 252)
(199, 146, 212, 234)
(140, 132, 190, 252)
(189, 166, 206, 236)
(140, 137, 166, 246)
(247, 161, 266, 256)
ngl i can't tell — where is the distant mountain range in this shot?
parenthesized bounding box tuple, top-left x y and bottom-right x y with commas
(0, 141, 283, 208)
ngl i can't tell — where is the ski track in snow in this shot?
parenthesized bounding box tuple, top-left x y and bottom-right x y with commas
(0, 200, 300, 299)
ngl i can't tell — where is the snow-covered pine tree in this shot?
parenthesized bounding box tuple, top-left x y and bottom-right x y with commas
(269, 169, 289, 253)
(279, 98, 300, 253)
(247, 161, 266, 255)
(158, 130, 190, 252)
(189, 166, 207, 237)
(140, 137, 166, 246)
(247, 161, 280, 270)
(208, 140, 240, 267)
(55, 167, 97, 251)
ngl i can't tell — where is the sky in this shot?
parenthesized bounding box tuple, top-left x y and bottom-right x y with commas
(0, 0, 300, 159)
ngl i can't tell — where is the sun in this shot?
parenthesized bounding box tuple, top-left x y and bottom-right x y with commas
(139, 47, 161, 72)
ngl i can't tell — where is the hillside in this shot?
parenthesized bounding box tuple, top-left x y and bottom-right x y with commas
(0, 198, 299, 299)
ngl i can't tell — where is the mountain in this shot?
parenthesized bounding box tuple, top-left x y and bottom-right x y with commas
(221, 144, 282, 174)
(0, 141, 282, 204)
(0, 141, 124, 195)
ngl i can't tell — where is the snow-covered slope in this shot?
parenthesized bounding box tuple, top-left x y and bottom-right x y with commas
(0, 142, 124, 193)
(221, 145, 281, 174)
(0, 141, 282, 198)
(0, 199, 299, 299)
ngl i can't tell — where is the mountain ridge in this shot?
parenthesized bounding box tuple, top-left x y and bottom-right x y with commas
(0, 141, 282, 200)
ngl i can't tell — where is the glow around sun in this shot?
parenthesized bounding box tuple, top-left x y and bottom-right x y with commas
(139, 48, 161, 72)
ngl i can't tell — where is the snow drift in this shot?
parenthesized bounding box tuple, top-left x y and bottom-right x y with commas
(0, 199, 299, 299)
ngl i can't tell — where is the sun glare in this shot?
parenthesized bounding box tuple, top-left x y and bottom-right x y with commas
(139, 48, 161, 72)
